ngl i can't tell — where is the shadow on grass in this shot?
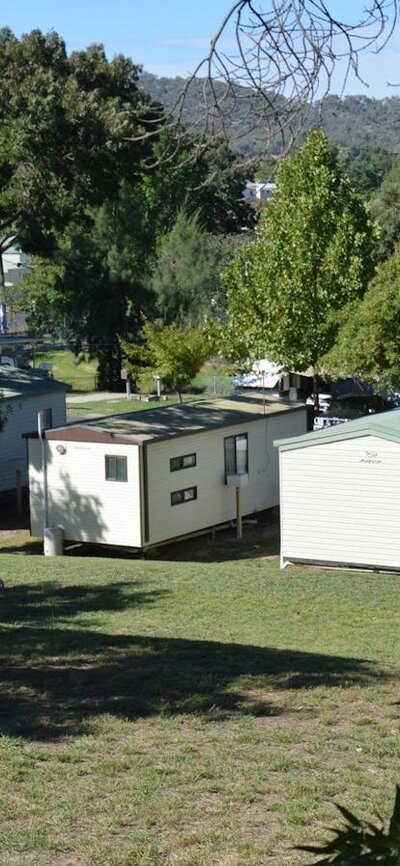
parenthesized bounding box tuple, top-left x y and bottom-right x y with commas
(0, 579, 169, 623)
(0, 622, 387, 741)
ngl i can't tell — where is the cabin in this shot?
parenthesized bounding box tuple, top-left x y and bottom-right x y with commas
(0, 367, 67, 494)
(276, 409, 400, 571)
(28, 394, 307, 550)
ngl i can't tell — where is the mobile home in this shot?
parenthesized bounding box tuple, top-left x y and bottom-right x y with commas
(0, 367, 67, 493)
(29, 394, 306, 550)
(277, 409, 400, 571)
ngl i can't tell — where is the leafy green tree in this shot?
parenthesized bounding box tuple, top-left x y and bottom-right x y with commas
(338, 147, 395, 196)
(322, 245, 400, 392)
(151, 209, 227, 326)
(0, 28, 151, 311)
(222, 130, 377, 400)
(370, 161, 400, 261)
(120, 320, 211, 402)
(21, 180, 157, 388)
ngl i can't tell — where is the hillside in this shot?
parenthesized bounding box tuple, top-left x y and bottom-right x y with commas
(140, 71, 400, 159)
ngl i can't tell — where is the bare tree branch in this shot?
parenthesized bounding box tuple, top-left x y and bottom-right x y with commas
(134, 1, 399, 168)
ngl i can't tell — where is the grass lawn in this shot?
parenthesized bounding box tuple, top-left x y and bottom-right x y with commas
(34, 351, 235, 398)
(35, 351, 98, 393)
(1, 544, 399, 866)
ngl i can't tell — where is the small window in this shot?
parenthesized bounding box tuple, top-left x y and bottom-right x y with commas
(170, 453, 196, 472)
(224, 433, 248, 480)
(171, 486, 197, 506)
(105, 455, 128, 482)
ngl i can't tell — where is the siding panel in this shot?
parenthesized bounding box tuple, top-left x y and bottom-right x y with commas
(0, 393, 66, 492)
(146, 409, 307, 546)
(29, 440, 141, 546)
(280, 435, 400, 568)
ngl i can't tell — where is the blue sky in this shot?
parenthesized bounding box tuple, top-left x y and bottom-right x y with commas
(2, 0, 399, 97)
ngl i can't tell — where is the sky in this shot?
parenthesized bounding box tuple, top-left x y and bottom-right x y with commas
(2, 0, 400, 99)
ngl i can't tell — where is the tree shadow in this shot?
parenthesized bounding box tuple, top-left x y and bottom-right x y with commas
(0, 579, 169, 623)
(0, 623, 388, 741)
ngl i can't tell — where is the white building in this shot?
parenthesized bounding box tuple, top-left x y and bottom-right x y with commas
(0, 367, 67, 493)
(277, 409, 400, 571)
(243, 181, 277, 202)
(2, 245, 30, 333)
(28, 394, 307, 550)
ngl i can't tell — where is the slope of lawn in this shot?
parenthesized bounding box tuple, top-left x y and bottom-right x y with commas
(34, 351, 235, 397)
(0, 545, 399, 866)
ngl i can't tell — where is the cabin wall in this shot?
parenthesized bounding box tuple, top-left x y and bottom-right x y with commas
(29, 439, 142, 547)
(146, 408, 307, 546)
(0, 392, 66, 492)
(280, 434, 400, 569)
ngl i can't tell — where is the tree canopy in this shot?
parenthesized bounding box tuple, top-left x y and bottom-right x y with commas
(221, 130, 377, 376)
(120, 320, 211, 402)
(322, 245, 400, 392)
(0, 28, 151, 254)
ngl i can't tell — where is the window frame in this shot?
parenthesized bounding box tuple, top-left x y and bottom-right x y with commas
(170, 453, 197, 472)
(105, 454, 128, 482)
(171, 486, 197, 506)
(224, 433, 248, 481)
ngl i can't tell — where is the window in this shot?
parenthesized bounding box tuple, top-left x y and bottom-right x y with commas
(170, 453, 196, 472)
(171, 486, 197, 506)
(224, 433, 248, 480)
(105, 455, 128, 482)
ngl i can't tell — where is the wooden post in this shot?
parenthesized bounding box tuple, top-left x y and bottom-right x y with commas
(15, 469, 22, 516)
(126, 378, 132, 399)
(235, 486, 242, 539)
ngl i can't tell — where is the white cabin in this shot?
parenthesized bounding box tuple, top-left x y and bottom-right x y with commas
(0, 367, 67, 493)
(277, 409, 400, 571)
(28, 394, 307, 550)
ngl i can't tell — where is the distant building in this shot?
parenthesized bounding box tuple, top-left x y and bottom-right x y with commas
(2, 245, 30, 333)
(243, 181, 277, 202)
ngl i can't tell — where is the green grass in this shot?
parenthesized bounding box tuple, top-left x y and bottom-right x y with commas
(34, 351, 235, 397)
(1, 544, 399, 866)
(35, 351, 98, 392)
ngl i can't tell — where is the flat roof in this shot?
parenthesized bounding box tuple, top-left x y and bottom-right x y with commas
(0, 367, 68, 400)
(276, 408, 400, 452)
(44, 394, 305, 446)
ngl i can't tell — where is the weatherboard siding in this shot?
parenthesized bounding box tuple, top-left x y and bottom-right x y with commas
(0, 392, 66, 492)
(280, 434, 400, 568)
(29, 440, 142, 546)
(146, 409, 307, 546)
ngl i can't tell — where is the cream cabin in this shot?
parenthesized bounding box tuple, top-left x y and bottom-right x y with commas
(28, 394, 307, 550)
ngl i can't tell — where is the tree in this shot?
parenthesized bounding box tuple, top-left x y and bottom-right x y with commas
(322, 245, 400, 392)
(370, 161, 400, 261)
(338, 147, 395, 197)
(143, 2, 399, 164)
(221, 130, 377, 400)
(120, 320, 211, 402)
(151, 209, 227, 326)
(21, 180, 157, 388)
(0, 28, 152, 317)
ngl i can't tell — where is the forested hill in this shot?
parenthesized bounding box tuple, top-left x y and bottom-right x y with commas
(140, 71, 400, 158)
